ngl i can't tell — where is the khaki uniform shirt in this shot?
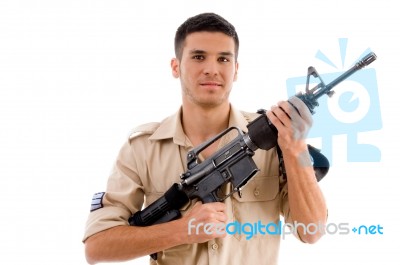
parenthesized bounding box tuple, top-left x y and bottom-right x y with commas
(83, 106, 293, 265)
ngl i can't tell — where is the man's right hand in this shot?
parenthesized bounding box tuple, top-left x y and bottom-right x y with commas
(179, 201, 227, 244)
(85, 201, 228, 264)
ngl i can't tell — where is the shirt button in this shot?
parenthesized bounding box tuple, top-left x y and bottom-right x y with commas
(254, 189, 260, 197)
(212, 243, 219, 250)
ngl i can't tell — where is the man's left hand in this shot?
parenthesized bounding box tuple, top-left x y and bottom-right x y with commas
(266, 96, 313, 153)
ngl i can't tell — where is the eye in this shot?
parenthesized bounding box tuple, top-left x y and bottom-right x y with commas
(192, 55, 205, 60)
(218, 57, 230, 62)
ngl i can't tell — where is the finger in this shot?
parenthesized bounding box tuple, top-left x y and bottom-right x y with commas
(191, 201, 203, 210)
(279, 100, 311, 138)
(288, 97, 313, 125)
(204, 202, 227, 222)
(208, 202, 226, 213)
(270, 103, 291, 127)
(277, 100, 302, 121)
(266, 109, 285, 132)
(278, 100, 313, 137)
(214, 210, 227, 222)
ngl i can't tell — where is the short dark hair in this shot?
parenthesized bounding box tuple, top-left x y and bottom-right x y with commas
(174, 13, 239, 61)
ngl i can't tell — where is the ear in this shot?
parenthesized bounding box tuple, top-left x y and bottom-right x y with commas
(171, 58, 180, 78)
(233, 61, 239, 81)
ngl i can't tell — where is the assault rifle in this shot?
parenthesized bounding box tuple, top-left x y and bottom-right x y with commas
(129, 52, 377, 228)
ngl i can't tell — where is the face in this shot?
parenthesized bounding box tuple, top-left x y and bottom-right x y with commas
(171, 32, 238, 108)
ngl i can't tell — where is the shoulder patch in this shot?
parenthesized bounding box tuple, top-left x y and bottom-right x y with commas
(90, 192, 105, 212)
(128, 122, 161, 140)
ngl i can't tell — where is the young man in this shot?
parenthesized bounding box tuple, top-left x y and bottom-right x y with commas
(83, 13, 327, 265)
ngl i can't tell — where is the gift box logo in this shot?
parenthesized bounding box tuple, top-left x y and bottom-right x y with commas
(286, 38, 381, 163)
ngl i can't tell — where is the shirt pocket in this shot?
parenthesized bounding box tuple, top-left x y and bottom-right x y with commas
(232, 175, 279, 202)
(230, 175, 281, 241)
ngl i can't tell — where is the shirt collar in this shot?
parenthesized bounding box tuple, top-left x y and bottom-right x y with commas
(149, 105, 251, 146)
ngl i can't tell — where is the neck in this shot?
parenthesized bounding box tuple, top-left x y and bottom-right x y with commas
(181, 102, 230, 147)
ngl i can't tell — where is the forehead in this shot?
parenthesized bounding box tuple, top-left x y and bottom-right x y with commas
(182, 31, 235, 54)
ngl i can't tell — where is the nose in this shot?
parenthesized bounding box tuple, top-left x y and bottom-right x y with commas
(203, 60, 218, 76)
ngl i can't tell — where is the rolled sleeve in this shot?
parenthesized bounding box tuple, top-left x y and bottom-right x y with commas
(82, 140, 145, 242)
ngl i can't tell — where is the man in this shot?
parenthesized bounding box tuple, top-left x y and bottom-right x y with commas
(83, 12, 327, 264)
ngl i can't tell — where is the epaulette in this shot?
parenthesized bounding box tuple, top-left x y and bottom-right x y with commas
(240, 110, 261, 124)
(128, 122, 160, 141)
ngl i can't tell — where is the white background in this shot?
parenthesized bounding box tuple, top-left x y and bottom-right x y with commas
(1, 0, 399, 264)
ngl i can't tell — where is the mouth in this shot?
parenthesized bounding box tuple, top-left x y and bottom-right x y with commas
(200, 82, 222, 87)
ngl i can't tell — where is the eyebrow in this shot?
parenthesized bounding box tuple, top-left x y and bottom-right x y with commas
(189, 49, 234, 57)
